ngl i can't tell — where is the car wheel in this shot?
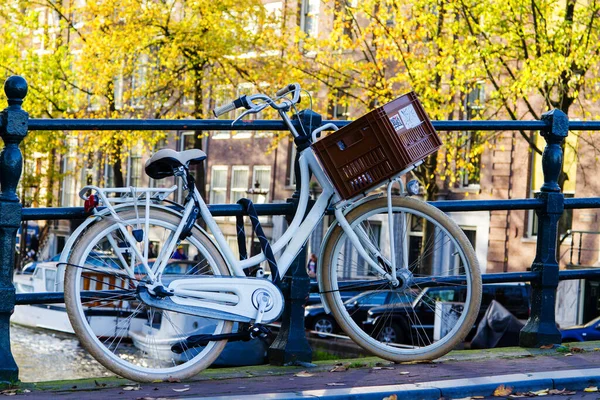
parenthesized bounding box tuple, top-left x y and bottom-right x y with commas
(376, 323, 405, 344)
(313, 315, 335, 338)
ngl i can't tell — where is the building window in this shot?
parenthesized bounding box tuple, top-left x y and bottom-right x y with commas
(300, 0, 320, 37)
(130, 55, 148, 109)
(252, 166, 272, 204)
(127, 143, 143, 187)
(231, 166, 250, 202)
(265, 1, 283, 34)
(210, 166, 228, 204)
(227, 236, 241, 260)
(529, 193, 574, 238)
(459, 81, 485, 187)
(180, 131, 196, 151)
(128, 156, 142, 187)
(286, 141, 297, 187)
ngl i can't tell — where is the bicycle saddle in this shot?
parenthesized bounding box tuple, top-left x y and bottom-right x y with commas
(145, 148, 206, 179)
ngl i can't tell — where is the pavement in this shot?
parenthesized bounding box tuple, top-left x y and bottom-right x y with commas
(7, 341, 600, 399)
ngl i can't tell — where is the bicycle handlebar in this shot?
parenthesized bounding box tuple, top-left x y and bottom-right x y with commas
(212, 84, 301, 118)
(276, 84, 297, 97)
(213, 102, 237, 117)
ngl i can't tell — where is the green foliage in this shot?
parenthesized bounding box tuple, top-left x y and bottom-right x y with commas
(0, 0, 286, 204)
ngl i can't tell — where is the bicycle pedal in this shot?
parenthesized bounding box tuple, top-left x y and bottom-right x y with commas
(249, 324, 272, 339)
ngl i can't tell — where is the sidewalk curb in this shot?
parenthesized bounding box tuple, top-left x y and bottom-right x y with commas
(190, 368, 600, 400)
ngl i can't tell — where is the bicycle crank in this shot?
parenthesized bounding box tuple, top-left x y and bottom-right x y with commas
(170, 324, 272, 354)
(136, 276, 284, 324)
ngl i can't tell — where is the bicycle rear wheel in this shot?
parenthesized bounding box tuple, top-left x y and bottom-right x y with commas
(320, 196, 481, 361)
(64, 209, 233, 382)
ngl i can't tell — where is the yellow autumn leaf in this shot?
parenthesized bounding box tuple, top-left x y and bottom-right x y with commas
(493, 384, 513, 396)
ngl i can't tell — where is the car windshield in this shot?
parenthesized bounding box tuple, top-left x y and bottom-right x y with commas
(583, 316, 600, 328)
(343, 290, 415, 306)
(412, 287, 459, 308)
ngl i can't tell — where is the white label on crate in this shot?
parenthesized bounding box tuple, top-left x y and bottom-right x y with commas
(398, 104, 421, 130)
(389, 114, 405, 131)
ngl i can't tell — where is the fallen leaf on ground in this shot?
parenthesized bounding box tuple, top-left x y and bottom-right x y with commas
(1, 390, 17, 396)
(570, 347, 584, 353)
(493, 384, 513, 396)
(400, 360, 433, 365)
(399, 371, 410, 375)
(564, 353, 573, 356)
(539, 344, 553, 349)
(382, 395, 397, 400)
(584, 386, 598, 392)
(548, 388, 576, 395)
(329, 364, 349, 372)
(123, 385, 141, 391)
(22, 390, 30, 394)
(172, 388, 190, 392)
(295, 371, 314, 377)
(326, 383, 345, 386)
(530, 389, 549, 396)
(372, 366, 394, 370)
(509, 393, 534, 398)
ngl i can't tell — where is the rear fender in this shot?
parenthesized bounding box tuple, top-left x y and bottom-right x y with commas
(56, 203, 221, 289)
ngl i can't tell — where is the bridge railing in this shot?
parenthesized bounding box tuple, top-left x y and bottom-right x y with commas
(1, 75, 600, 382)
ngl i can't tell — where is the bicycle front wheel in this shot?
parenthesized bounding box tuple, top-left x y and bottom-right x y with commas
(320, 196, 481, 362)
(64, 209, 233, 382)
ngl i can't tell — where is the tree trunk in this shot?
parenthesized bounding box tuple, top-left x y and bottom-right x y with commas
(192, 65, 207, 201)
(113, 143, 125, 187)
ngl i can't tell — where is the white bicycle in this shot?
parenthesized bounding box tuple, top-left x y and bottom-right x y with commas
(59, 84, 482, 382)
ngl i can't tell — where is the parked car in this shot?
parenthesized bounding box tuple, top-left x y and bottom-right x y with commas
(362, 283, 531, 344)
(304, 289, 416, 337)
(561, 316, 600, 342)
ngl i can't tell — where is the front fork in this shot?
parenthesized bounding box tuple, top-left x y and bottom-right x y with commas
(334, 178, 411, 287)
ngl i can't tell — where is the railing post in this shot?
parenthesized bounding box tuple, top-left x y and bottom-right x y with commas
(520, 109, 566, 347)
(268, 149, 312, 365)
(0, 76, 29, 382)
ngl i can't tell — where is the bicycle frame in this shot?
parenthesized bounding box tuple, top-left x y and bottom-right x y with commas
(151, 108, 406, 282)
(75, 97, 412, 285)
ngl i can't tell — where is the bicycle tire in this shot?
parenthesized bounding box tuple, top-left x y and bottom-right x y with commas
(64, 209, 233, 382)
(320, 196, 481, 361)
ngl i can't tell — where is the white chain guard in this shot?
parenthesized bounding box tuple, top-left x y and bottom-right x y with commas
(167, 277, 284, 324)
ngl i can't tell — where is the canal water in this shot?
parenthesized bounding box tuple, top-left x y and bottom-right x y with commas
(10, 324, 364, 382)
(10, 324, 112, 382)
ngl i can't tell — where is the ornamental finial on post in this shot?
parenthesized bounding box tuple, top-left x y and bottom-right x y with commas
(0, 75, 29, 202)
(540, 109, 568, 193)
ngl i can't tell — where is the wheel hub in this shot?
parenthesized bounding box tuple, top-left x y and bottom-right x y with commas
(395, 268, 414, 291)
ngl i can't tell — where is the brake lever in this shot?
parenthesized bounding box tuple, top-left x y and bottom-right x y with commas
(231, 102, 269, 126)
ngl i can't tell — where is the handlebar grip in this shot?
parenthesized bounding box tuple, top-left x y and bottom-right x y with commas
(213, 102, 237, 117)
(276, 84, 296, 97)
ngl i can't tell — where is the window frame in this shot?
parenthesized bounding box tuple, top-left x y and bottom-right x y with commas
(210, 165, 229, 204)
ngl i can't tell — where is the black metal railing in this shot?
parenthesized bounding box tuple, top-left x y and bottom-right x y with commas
(561, 230, 600, 267)
(2, 75, 600, 382)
